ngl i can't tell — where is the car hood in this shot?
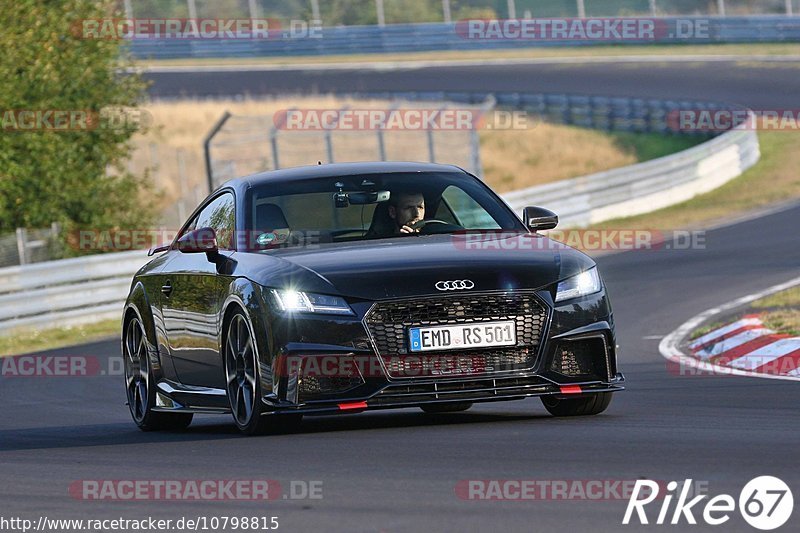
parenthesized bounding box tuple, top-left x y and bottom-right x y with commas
(237, 232, 595, 301)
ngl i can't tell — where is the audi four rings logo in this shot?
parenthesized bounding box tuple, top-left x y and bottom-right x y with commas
(435, 280, 475, 291)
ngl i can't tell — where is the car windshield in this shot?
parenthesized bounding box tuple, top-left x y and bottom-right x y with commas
(243, 171, 524, 250)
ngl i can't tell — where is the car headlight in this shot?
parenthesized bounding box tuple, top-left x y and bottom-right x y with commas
(555, 267, 602, 303)
(271, 289, 354, 315)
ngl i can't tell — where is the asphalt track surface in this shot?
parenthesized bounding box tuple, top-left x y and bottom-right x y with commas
(144, 60, 800, 109)
(1, 61, 799, 532)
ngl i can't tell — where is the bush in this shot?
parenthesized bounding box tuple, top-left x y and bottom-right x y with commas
(0, 0, 156, 255)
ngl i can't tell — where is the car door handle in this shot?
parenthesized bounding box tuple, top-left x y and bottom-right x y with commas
(161, 281, 173, 297)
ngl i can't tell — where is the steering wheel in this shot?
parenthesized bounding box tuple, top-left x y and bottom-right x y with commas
(409, 219, 451, 231)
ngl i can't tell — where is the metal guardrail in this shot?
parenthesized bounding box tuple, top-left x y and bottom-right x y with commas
(129, 16, 800, 60)
(0, 250, 147, 333)
(0, 92, 761, 335)
(503, 122, 759, 226)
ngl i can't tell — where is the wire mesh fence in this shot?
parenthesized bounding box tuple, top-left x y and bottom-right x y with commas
(205, 99, 487, 191)
(0, 225, 62, 268)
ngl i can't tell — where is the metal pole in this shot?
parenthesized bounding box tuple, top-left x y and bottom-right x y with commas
(326, 106, 347, 163)
(248, 0, 259, 19)
(427, 107, 442, 163)
(325, 131, 334, 163)
(203, 111, 232, 193)
(187, 0, 197, 20)
(577, 0, 586, 18)
(469, 128, 482, 178)
(123, 0, 133, 19)
(507, 0, 516, 19)
(717, 0, 726, 16)
(177, 149, 188, 224)
(15, 228, 26, 266)
(377, 129, 387, 161)
(271, 108, 293, 170)
(377, 103, 397, 161)
(376, 0, 385, 27)
(787, 0, 794, 16)
(442, 0, 451, 23)
(310, 0, 321, 22)
(649, 0, 657, 16)
(270, 132, 280, 170)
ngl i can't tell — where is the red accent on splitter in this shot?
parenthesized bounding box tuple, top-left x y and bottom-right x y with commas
(559, 385, 582, 395)
(338, 401, 368, 411)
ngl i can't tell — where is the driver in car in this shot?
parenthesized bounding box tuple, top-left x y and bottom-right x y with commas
(389, 191, 425, 234)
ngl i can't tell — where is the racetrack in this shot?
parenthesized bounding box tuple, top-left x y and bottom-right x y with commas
(1, 61, 799, 532)
(144, 59, 800, 109)
(2, 201, 798, 532)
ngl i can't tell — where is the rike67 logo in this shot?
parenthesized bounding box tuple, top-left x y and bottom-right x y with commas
(624, 477, 793, 530)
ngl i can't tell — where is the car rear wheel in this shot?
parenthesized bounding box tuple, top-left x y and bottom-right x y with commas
(541, 392, 613, 417)
(124, 315, 193, 431)
(420, 402, 473, 413)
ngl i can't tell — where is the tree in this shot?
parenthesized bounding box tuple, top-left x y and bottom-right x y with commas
(0, 0, 155, 252)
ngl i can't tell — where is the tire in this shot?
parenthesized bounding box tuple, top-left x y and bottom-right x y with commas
(124, 314, 193, 431)
(420, 402, 473, 413)
(224, 310, 303, 435)
(541, 392, 613, 417)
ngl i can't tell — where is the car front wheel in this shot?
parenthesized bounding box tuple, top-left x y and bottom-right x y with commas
(224, 310, 302, 435)
(541, 392, 613, 417)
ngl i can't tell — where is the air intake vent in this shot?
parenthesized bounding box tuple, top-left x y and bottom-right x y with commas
(550, 336, 611, 381)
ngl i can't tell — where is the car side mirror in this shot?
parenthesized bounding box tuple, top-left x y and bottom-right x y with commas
(176, 227, 219, 255)
(523, 206, 558, 231)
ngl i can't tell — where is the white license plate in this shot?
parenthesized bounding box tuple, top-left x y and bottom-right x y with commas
(408, 320, 517, 352)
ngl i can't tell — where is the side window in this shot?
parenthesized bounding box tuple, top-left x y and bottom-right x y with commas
(439, 186, 501, 229)
(195, 192, 236, 250)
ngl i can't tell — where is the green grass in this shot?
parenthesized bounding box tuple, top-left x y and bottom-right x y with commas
(754, 287, 800, 336)
(752, 286, 800, 309)
(137, 43, 800, 68)
(690, 287, 800, 341)
(762, 309, 800, 336)
(609, 131, 703, 162)
(0, 320, 119, 357)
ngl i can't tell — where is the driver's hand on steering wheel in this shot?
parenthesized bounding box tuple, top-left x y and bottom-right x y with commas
(402, 220, 427, 233)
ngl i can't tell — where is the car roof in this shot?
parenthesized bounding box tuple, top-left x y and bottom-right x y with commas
(219, 162, 470, 194)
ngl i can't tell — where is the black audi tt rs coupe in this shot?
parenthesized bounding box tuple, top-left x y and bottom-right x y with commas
(123, 162, 624, 434)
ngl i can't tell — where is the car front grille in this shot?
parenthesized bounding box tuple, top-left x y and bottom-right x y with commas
(364, 291, 548, 379)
